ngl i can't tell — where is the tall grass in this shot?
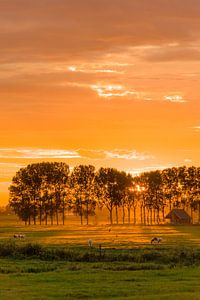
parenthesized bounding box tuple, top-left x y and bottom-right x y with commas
(0, 240, 200, 266)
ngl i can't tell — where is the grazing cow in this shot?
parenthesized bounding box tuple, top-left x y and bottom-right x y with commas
(88, 239, 93, 248)
(151, 237, 162, 244)
(19, 234, 25, 238)
(14, 234, 25, 239)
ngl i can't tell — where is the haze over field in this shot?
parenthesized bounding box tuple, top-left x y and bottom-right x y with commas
(0, 0, 200, 204)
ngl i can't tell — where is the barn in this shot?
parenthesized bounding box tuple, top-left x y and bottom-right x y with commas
(165, 209, 192, 225)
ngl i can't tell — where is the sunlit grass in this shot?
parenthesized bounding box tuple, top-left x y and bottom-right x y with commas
(0, 215, 199, 248)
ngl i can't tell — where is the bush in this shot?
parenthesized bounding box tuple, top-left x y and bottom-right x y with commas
(20, 243, 44, 257)
(0, 241, 200, 267)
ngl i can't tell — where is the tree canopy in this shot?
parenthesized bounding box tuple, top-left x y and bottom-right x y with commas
(9, 163, 200, 225)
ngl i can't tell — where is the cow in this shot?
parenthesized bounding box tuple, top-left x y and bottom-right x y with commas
(14, 234, 25, 239)
(151, 237, 162, 244)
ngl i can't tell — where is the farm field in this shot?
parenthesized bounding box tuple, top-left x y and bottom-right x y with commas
(1, 215, 200, 299)
(1, 214, 200, 248)
(0, 259, 200, 299)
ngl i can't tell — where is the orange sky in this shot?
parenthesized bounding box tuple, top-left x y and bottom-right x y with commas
(0, 0, 200, 204)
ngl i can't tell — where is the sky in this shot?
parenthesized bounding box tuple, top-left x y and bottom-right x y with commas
(0, 0, 200, 204)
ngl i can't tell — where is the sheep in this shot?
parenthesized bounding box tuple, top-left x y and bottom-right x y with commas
(151, 237, 162, 244)
(88, 239, 93, 248)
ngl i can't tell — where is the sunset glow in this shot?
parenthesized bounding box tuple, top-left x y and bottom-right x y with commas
(0, 0, 200, 204)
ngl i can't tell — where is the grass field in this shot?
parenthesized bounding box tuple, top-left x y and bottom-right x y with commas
(0, 259, 200, 299)
(1, 215, 200, 299)
(1, 214, 200, 248)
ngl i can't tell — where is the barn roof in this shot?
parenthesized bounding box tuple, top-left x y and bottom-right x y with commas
(165, 209, 191, 220)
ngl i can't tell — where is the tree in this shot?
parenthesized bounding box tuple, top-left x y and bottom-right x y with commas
(69, 165, 97, 225)
(124, 176, 139, 224)
(96, 168, 128, 225)
(9, 162, 69, 225)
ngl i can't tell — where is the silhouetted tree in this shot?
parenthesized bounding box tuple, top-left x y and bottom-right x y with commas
(69, 165, 97, 225)
(9, 162, 69, 225)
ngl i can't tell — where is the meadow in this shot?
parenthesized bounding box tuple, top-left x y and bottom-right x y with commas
(1, 215, 200, 299)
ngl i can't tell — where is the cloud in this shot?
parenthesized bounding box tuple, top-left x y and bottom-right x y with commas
(1, 0, 200, 64)
(164, 95, 186, 103)
(91, 84, 137, 98)
(78, 149, 154, 161)
(68, 65, 123, 74)
(0, 147, 153, 162)
(127, 164, 174, 176)
(192, 126, 200, 131)
(184, 159, 192, 163)
(144, 47, 200, 62)
(0, 148, 80, 159)
(103, 150, 154, 161)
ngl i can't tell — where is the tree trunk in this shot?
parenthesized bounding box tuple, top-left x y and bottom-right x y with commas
(157, 208, 160, 224)
(56, 208, 59, 225)
(45, 211, 48, 225)
(115, 206, 118, 224)
(140, 204, 143, 224)
(143, 206, 146, 225)
(28, 199, 31, 225)
(51, 199, 53, 225)
(80, 198, 83, 225)
(147, 208, 149, 225)
(128, 207, 130, 224)
(134, 206, 136, 225)
(198, 203, 200, 224)
(150, 208, 153, 225)
(191, 206, 193, 224)
(109, 208, 113, 225)
(62, 199, 65, 225)
(153, 209, 156, 224)
(162, 206, 165, 223)
(122, 204, 125, 224)
(33, 196, 36, 225)
(86, 201, 89, 225)
(39, 202, 42, 225)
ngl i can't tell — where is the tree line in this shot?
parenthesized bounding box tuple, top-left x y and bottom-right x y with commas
(9, 162, 200, 225)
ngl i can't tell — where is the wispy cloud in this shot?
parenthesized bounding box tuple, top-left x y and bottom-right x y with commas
(127, 164, 174, 176)
(0, 147, 153, 162)
(68, 65, 123, 74)
(78, 149, 154, 161)
(91, 84, 137, 98)
(164, 95, 186, 103)
(0, 148, 80, 159)
(184, 159, 192, 163)
(192, 126, 200, 132)
(103, 149, 153, 161)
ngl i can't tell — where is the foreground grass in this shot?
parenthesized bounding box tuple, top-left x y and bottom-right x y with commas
(0, 259, 200, 299)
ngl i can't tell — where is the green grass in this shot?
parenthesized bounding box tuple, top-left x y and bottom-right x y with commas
(1, 215, 200, 299)
(0, 259, 200, 299)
